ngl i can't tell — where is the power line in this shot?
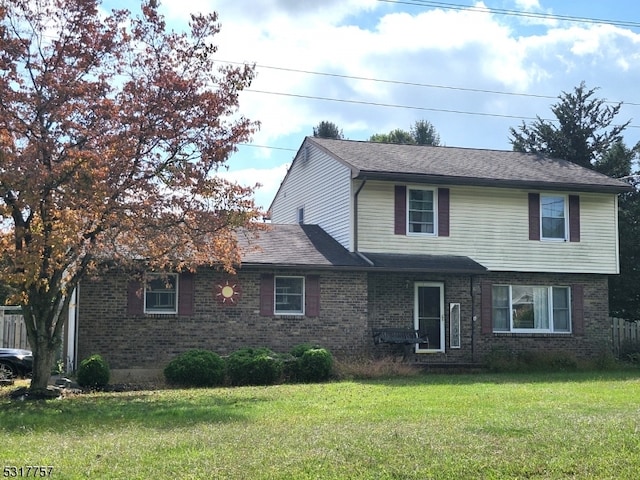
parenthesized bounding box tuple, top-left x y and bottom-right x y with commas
(245, 88, 548, 121)
(243, 89, 640, 130)
(216, 60, 640, 108)
(378, 0, 640, 29)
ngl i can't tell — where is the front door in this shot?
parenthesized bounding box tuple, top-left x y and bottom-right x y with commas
(414, 282, 445, 353)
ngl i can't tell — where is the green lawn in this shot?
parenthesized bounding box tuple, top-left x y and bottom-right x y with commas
(1, 371, 640, 479)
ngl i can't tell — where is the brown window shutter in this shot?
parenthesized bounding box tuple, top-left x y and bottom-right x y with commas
(569, 195, 581, 242)
(127, 281, 144, 315)
(571, 284, 584, 335)
(260, 274, 275, 316)
(528, 193, 540, 240)
(178, 272, 194, 316)
(305, 275, 320, 317)
(480, 281, 493, 334)
(394, 185, 407, 235)
(438, 188, 450, 237)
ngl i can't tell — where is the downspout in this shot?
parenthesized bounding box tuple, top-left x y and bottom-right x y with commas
(470, 275, 476, 363)
(353, 179, 367, 252)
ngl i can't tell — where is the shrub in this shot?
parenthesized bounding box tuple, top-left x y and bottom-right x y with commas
(77, 354, 110, 388)
(290, 343, 320, 358)
(226, 348, 283, 386)
(164, 349, 225, 387)
(297, 348, 334, 382)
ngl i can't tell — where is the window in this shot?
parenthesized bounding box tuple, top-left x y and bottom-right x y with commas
(297, 206, 304, 224)
(274, 276, 304, 315)
(408, 188, 435, 234)
(491, 285, 571, 333)
(541, 195, 566, 240)
(145, 274, 178, 314)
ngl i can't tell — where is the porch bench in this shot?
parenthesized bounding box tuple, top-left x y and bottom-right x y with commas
(372, 328, 428, 346)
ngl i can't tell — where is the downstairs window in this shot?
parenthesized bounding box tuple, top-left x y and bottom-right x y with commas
(492, 285, 571, 333)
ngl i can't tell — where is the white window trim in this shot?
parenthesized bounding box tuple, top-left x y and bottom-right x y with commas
(406, 186, 438, 236)
(144, 273, 179, 315)
(493, 284, 572, 334)
(297, 206, 305, 224)
(540, 194, 568, 242)
(274, 275, 305, 316)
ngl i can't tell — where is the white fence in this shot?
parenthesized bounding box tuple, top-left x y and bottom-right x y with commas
(611, 317, 640, 356)
(0, 306, 29, 350)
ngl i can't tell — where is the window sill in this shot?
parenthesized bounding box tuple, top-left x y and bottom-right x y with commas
(492, 332, 572, 337)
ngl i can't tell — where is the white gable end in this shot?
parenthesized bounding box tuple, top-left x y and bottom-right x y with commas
(270, 141, 352, 249)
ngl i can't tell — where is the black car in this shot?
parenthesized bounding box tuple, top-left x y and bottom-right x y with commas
(0, 348, 33, 379)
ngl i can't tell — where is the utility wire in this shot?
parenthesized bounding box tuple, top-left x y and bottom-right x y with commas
(217, 60, 640, 108)
(378, 0, 640, 29)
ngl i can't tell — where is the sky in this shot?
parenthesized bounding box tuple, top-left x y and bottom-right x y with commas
(105, 0, 640, 210)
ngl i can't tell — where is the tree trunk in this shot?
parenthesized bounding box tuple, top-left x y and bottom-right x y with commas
(23, 292, 69, 394)
(30, 338, 57, 392)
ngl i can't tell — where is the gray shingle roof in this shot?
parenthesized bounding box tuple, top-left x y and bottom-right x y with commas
(239, 224, 368, 268)
(239, 224, 487, 273)
(360, 252, 487, 274)
(307, 137, 631, 193)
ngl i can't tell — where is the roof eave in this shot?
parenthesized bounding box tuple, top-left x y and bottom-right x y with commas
(355, 171, 632, 194)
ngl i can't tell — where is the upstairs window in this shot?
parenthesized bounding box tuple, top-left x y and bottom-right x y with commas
(395, 186, 449, 237)
(529, 193, 580, 242)
(541, 195, 566, 240)
(145, 274, 178, 314)
(408, 188, 435, 234)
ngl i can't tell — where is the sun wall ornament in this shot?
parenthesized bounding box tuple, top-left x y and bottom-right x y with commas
(214, 279, 242, 306)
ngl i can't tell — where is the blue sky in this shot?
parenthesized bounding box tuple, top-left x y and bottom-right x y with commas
(104, 0, 640, 210)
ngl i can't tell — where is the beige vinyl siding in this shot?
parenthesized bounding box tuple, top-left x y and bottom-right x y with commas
(270, 144, 352, 249)
(357, 181, 620, 274)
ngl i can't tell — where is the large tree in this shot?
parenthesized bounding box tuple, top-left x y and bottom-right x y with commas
(370, 119, 441, 146)
(0, 0, 261, 393)
(510, 82, 629, 168)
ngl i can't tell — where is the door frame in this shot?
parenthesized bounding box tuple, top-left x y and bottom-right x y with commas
(414, 282, 445, 353)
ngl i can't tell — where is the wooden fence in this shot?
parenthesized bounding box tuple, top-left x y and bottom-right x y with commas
(0, 306, 29, 350)
(611, 317, 640, 356)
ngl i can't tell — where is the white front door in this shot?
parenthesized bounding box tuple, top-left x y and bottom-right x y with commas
(414, 282, 445, 353)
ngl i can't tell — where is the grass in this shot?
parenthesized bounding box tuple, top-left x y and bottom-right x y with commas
(1, 370, 640, 479)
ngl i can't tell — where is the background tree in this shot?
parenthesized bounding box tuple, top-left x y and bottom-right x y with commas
(370, 120, 441, 146)
(0, 0, 261, 393)
(510, 82, 629, 168)
(508, 83, 640, 320)
(313, 121, 344, 139)
(411, 119, 441, 146)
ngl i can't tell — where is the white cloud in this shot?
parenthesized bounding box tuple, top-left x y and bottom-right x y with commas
(128, 0, 640, 208)
(217, 164, 290, 211)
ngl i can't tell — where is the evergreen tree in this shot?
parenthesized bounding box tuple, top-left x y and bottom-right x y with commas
(313, 121, 344, 139)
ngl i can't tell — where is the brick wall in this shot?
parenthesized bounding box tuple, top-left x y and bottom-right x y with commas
(475, 272, 611, 362)
(77, 268, 369, 369)
(367, 271, 611, 364)
(77, 268, 611, 370)
(367, 272, 475, 363)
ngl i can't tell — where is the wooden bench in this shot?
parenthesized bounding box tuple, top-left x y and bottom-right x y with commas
(372, 328, 429, 360)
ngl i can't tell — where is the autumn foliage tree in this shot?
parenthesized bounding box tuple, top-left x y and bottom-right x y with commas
(0, 0, 262, 393)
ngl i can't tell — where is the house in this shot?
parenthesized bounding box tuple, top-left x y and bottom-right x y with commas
(75, 137, 631, 378)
